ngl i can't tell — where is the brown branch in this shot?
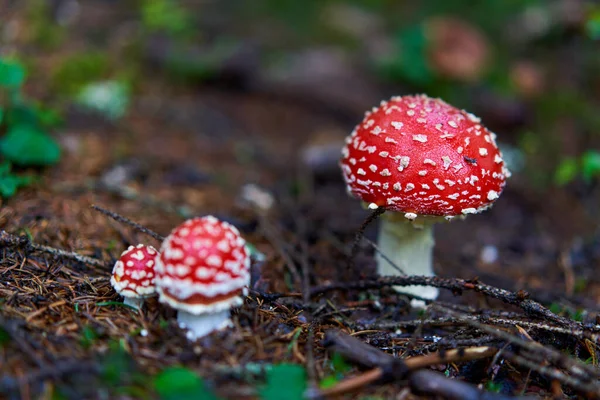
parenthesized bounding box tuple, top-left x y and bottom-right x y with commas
(0, 230, 109, 270)
(348, 207, 386, 272)
(317, 330, 503, 399)
(90, 205, 164, 242)
(357, 314, 591, 340)
(433, 305, 600, 394)
(311, 275, 587, 330)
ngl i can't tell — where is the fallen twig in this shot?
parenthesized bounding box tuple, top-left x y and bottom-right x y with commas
(0, 230, 108, 270)
(311, 275, 588, 330)
(355, 314, 592, 340)
(409, 369, 532, 400)
(433, 305, 600, 396)
(347, 207, 386, 272)
(315, 330, 511, 399)
(91, 205, 165, 242)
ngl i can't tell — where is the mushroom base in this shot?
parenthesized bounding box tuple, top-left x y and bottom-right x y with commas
(177, 309, 232, 340)
(123, 296, 144, 310)
(376, 215, 439, 301)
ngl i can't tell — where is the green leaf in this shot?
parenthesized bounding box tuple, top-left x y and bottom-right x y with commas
(260, 364, 306, 400)
(0, 107, 4, 124)
(154, 367, 220, 400)
(50, 52, 109, 95)
(101, 340, 136, 386)
(141, 0, 192, 36)
(0, 125, 61, 166)
(586, 8, 600, 40)
(0, 173, 34, 198)
(581, 150, 600, 182)
(375, 24, 434, 86)
(319, 375, 339, 389)
(554, 158, 578, 186)
(0, 59, 26, 88)
(0, 163, 34, 198)
(331, 352, 351, 374)
(0, 161, 11, 176)
(80, 325, 99, 349)
(5, 103, 40, 127)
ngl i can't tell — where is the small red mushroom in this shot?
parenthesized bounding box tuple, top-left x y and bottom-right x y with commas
(340, 94, 509, 303)
(155, 216, 250, 340)
(110, 244, 159, 309)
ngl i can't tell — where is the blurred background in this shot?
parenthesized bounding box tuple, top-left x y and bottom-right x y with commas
(1, 0, 600, 305)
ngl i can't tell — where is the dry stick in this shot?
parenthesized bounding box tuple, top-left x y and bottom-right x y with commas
(347, 207, 386, 271)
(362, 236, 405, 275)
(90, 205, 164, 242)
(310, 275, 585, 330)
(359, 315, 590, 340)
(317, 330, 499, 398)
(502, 350, 600, 398)
(433, 306, 600, 390)
(408, 369, 533, 400)
(0, 230, 108, 269)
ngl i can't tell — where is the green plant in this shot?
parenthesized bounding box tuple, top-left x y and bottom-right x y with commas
(0, 57, 61, 198)
(79, 325, 100, 349)
(375, 24, 434, 87)
(140, 0, 193, 37)
(154, 367, 220, 400)
(259, 364, 306, 400)
(554, 150, 600, 185)
(51, 52, 110, 96)
(586, 5, 600, 40)
(320, 353, 352, 389)
(0, 162, 34, 198)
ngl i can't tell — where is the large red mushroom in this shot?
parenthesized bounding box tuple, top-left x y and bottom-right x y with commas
(155, 216, 250, 340)
(340, 94, 510, 302)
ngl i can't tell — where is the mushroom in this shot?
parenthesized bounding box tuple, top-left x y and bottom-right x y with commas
(155, 216, 250, 340)
(110, 244, 159, 309)
(340, 94, 510, 302)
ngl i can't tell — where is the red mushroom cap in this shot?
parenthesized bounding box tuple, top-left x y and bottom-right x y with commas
(340, 94, 510, 219)
(110, 244, 159, 298)
(155, 216, 250, 314)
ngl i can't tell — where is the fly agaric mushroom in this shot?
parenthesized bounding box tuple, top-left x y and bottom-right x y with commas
(155, 216, 250, 340)
(110, 244, 159, 309)
(340, 94, 510, 302)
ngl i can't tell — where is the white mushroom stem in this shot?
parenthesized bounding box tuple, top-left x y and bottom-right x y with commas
(376, 214, 440, 302)
(177, 309, 232, 340)
(123, 296, 144, 310)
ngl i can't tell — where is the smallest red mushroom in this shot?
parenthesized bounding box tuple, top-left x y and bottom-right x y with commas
(110, 244, 159, 309)
(155, 216, 250, 340)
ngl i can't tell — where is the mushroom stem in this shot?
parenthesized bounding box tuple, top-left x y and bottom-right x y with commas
(123, 296, 144, 310)
(376, 215, 440, 301)
(177, 309, 232, 340)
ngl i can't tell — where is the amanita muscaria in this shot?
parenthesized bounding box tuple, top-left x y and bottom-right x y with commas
(110, 244, 159, 309)
(340, 94, 510, 302)
(155, 216, 250, 340)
